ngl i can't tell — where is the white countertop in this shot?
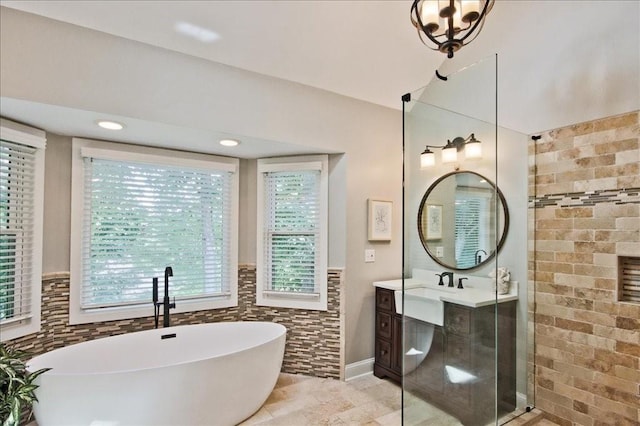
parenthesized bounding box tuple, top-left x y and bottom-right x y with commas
(370, 278, 424, 291)
(373, 278, 518, 308)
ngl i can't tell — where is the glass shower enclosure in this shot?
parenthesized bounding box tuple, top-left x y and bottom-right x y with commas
(402, 55, 529, 425)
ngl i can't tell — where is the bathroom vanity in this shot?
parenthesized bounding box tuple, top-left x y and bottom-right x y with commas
(373, 278, 517, 426)
(373, 285, 404, 382)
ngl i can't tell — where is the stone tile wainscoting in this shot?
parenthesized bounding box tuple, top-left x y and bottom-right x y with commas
(7, 265, 344, 379)
(528, 111, 640, 425)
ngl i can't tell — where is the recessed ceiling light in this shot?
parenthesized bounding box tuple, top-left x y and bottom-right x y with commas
(96, 120, 124, 130)
(219, 139, 240, 147)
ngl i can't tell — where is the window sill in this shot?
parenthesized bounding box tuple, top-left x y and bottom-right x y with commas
(257, 292, 327, 311)
(69, 296, 237, 325)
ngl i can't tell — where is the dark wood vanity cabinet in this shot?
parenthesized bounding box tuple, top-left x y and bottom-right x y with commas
(373, 287, 403, 382)
(438, 301, 517, 425)
(374, 285, 516, 426)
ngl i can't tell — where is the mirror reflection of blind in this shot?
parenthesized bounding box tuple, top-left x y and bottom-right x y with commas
(454, 196, 487, 268)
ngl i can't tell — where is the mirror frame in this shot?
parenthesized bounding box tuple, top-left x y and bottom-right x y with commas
(417, 170, 509, 271)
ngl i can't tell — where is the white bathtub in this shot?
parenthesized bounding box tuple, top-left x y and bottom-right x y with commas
(28, 321, 286, 426)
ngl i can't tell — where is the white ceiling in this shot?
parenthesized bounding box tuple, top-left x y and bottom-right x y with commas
(1, 1, 639, 152)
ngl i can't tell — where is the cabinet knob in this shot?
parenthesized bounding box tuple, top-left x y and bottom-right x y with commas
(381, 322, 388, 327)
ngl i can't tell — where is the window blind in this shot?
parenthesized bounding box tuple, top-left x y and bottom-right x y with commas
(0, 140, 37, 324)
(81, 157, 233, 310)
(263, 170, 321, 294)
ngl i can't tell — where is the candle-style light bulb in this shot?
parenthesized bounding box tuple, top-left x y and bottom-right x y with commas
(461, 0, 480, 23)
(419, 0, 440, 33)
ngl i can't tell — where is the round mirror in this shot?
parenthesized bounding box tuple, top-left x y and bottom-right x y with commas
(417, 171, 509, 270)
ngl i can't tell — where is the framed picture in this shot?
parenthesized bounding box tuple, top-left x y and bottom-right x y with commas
(426, 204, 442, 240)
(368, 199, 392, 241)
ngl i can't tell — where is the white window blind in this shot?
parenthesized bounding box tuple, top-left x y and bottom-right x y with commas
(80, 156, 234, 310)
(0, 140, 37, 325)
(256, 156, 328, 311)
(264, 170, 321, 294)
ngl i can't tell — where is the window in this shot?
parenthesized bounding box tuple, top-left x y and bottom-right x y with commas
(256, 156, 328, 311)
(0, 119, 46, 341)
(70, 139, 238, 324)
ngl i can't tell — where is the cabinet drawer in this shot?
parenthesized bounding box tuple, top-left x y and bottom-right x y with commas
(376, 288, 394, 312)
(446, 305, 471, 335)
(376, 312, 392, 340)
(375, 339, 392, 368)
(446, 334, 471, 368)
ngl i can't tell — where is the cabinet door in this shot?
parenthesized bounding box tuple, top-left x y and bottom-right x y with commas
(416, 324, 445, 393)
(446, 334, 471, 369)
(445, 304, 471, 336)
(391, 315, 403, 374)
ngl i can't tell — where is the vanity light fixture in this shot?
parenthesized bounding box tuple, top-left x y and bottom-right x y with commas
(96, 120, 124, 130)
(219, 139, 240, 147)
(420, 133, 482, 168)
(410, 0, 495, 58)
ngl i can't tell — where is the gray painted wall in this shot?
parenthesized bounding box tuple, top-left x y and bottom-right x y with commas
(2, 7, 402, 366)
(42, 134, 72, 273)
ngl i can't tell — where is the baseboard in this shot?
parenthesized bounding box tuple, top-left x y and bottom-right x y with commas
(344, 357, 374, 381)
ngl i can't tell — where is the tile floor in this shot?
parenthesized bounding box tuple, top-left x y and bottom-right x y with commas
(239, 373, 557, 426)
(27, 372, 558, 425)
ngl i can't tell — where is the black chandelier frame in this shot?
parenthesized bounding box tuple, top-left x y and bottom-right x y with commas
(410, 0, 495, 58)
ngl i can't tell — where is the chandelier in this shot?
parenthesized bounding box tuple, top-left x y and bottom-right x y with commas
(411, 0, 495, 58)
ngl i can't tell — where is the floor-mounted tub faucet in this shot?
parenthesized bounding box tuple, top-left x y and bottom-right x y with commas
(163, 266, 175, 327)
(152, 266, 176, 328)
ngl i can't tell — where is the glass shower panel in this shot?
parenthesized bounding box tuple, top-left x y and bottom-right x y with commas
(403, 55, 518, 426)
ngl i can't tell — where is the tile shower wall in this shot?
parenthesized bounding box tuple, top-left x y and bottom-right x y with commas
(7, 266, 343, 379)
(528, 111, 639, 425)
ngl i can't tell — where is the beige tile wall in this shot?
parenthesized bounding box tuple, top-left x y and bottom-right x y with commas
(528, 111, 640, 425)
(7, 266, 343, 379)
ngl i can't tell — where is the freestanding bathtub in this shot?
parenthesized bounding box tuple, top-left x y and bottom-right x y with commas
(27, 321, 286, 426)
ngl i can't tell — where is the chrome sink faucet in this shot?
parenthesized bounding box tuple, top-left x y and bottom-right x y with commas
(436, 272, 454, 287)
(152, 266, 176, 328)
